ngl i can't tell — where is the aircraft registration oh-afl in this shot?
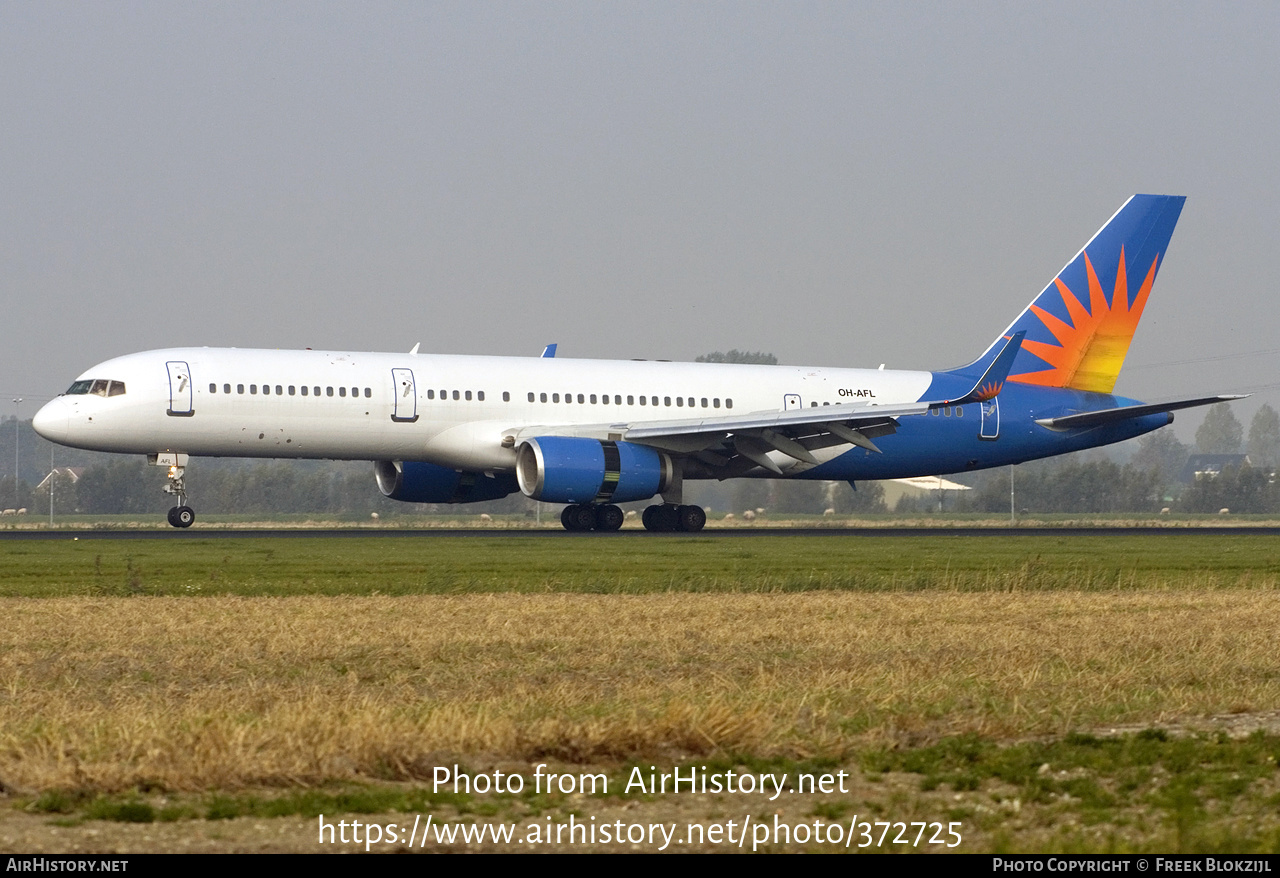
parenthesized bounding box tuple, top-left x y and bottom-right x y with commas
(33, 195, 1242, 531)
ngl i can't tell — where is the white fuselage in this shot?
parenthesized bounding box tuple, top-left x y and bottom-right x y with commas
(33, 347, 933, 473)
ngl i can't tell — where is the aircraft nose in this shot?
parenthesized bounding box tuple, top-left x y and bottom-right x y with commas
(32, 398, 70, 444)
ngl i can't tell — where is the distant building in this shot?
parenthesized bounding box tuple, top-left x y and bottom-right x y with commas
(36, 467, 84, 491)
(1181, 454, 1250, 484)
(881, 476, 972, 508)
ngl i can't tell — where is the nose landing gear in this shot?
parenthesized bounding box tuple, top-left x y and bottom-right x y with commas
(150, 452, 195, 528)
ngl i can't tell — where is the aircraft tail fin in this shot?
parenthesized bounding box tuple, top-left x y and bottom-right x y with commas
(952, 195, 1185, 394)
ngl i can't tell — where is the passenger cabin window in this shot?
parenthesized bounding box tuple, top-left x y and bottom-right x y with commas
(209, 383, 217, 393)
(238, 384, 245, 394)
(326, 387, 334, 397)
(339, 387, 347, 397)
(277, 385, 283, 395)
(224, 384, 231, 394)
(289, 386, 296, 396)
(250, 385, 258, 395)
(301, 386, 309, 396)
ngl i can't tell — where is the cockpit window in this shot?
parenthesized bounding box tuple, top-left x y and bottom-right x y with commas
(64, 379, 126, 397)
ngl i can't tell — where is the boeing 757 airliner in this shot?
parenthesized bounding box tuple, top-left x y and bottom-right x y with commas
(33, 195, 1241, 531)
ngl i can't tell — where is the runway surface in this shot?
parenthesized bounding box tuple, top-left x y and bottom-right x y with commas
(3, 526, 1280, 540)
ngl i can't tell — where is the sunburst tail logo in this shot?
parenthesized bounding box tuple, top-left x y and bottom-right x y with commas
(997, 195, 1185, 395)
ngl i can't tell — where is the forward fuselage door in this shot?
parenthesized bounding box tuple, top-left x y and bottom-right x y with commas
(980, 398, 999, 440)
(784, 394, 802, 411)
(391, 368, 419, 423)
(166, 361, 194, 417)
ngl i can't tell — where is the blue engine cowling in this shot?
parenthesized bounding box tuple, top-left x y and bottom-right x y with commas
(375, 460, 518, 503)
(516, 437, 672, 504)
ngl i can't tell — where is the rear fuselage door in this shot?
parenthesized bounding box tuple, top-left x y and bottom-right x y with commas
(391, 368, 419, 423)
(980, 398, 999, 440)
(166, 361, 194, 417)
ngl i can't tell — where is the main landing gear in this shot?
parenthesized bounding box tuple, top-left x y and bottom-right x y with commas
(150, 452, 195, 528)
(642, 503, 706, 533)
(558, 502, 707, 532)
(560, 503, 625, 532)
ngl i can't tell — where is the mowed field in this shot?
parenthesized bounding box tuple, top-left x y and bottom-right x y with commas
(3, 532, 1280, 853)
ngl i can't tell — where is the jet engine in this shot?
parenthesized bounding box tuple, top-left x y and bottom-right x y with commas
(375, 460, 518, 503)
(516, 437, 672, 504)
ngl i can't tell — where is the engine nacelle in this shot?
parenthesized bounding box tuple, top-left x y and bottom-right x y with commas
(516, 437, 672, 504)
(375, 460, 518, 504)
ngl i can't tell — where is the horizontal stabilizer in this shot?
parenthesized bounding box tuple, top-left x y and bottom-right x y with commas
(1035, 394, 1248, 430)
(937, 332, 1025, 407)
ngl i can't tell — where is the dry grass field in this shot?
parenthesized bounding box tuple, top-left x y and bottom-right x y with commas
(3, 534, 1280, 852)
(3, 590, 1279, 792)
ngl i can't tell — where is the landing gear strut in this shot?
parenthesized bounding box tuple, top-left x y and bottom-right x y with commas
(642, 504, 706, 532)
(150, 452, 195, 528)
(560, 503, 625, 532)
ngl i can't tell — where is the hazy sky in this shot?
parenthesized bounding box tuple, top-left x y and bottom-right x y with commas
(4, 1, 1278, 438)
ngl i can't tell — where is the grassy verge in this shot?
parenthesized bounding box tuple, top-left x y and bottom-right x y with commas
(16, 732, 1280, 853)
(5, 534, 1280, 852)
(2, 533, 1280, 596)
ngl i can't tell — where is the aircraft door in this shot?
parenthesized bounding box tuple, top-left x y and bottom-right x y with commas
(980, 398, 999, 440)
(391, 368, 419, 423)
(166, 361, 194, 417)
(783, 394, 802, 411)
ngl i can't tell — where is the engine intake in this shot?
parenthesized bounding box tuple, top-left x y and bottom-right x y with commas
(516, 437, 672, 504)
(375, 460, 517, 504)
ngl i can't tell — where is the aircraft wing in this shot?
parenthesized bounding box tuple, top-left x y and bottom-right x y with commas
(1034, 394, 1248, 430)
(512, 333, 1027, 473)
(512, 401, 921, 472)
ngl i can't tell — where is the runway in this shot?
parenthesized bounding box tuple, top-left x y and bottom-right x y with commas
(3, 526, 1280, 540)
